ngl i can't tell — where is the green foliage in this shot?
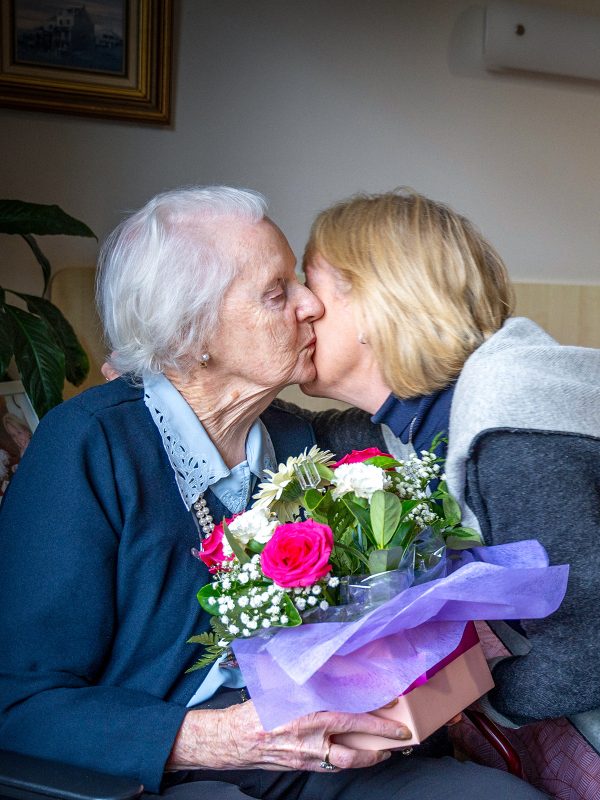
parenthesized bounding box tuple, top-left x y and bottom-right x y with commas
(315, 463, 335, 481)
(0, 200, 95, 238)
(364, 455, 400, 469)
(185, 618, 229, 672)
(301, 441, 484, 577)
(0, 199, 96, 417)
(368, 545, 406, 575)
(444, 527, 483, 550)
(441, 492, 462, 527)
(5, 304, 65, 415)
(222, 520, 251, 564)
(15, 293, 89, 385)
(370, 490, 402, 548)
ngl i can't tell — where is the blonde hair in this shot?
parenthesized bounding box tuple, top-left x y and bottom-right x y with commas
(304, 189, 515, 398)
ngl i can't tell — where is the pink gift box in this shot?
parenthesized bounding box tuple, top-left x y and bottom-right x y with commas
(334, 622, 494, 749)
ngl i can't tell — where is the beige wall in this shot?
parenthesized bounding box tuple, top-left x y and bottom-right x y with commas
(1, 0, 599, 349)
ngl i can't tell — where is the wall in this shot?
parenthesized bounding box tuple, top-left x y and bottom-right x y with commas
(1, 0, 599, 402)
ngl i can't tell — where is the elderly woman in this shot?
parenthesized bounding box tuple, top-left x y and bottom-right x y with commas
(301, 189, 600, 730)
(0, 187, 546, 800)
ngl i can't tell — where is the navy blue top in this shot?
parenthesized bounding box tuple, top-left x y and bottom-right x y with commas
(0, 379, 314, 792)
(371, 384, 455, 460)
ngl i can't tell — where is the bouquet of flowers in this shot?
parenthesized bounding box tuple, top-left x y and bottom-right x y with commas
(188, 442, 568, 742)
(188, 442, 483, 670)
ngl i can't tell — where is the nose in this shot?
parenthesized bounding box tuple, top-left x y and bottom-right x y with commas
(297, 283, 324, 322)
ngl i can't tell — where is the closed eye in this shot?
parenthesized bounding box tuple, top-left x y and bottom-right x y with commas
(265, 280, 286, 304)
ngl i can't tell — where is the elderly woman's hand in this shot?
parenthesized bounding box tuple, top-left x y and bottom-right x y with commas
(168, 700, 412, 772)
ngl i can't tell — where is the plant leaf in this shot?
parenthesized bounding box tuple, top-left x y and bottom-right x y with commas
(365, 455, 400, 469)
(14, 292, 89, 385)
(315, 463, 334, 481)
(0, 200, 96, 238)
(445, 527, 484, 550)
(370, 490, 402, 548)
(328, 498, 356, 539)
(185, 626, 227, 672)
(21, 235, 52, 295)
(429, 431, 448, 454)
(4, 304, 65, 417)
(279, 477, 304, 504)
(222, 520, 251, 564)
(280, 593, 302, 627)
(388, 519, 417, 549)
(368, 546, 406, 575)
(303, 487, 331, 523)
(196, 582, 222, 614)
(442, 494, 462, 527)
(187, 633, 218, 644)
(333, 540, 370, 568)
(341, 495, 375, 544)
(0, 301, 14, 377)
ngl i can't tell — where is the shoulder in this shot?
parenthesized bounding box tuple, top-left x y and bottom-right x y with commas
(270, 399, 382, 459)
(28, 379, 148, 466)
(67, 377, 144, 417)
(261, 399, 316, 460)
(264, 398, 316, 429)
(452, 317, 600, 433)
(40, 378, 145, 431)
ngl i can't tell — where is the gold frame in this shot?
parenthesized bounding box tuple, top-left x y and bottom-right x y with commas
(0, 1, 173, 125)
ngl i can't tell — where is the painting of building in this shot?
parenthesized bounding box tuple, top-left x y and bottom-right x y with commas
(14, 2, 125, 75)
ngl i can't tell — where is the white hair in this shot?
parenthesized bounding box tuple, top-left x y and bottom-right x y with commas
(96, 186, 268, 378)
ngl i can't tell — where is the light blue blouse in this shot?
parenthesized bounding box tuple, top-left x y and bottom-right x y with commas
(143, 372, 277, 704)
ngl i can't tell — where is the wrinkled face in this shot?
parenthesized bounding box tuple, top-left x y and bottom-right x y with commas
(301, 253, 370, 404)
(210, 220, 324, 393)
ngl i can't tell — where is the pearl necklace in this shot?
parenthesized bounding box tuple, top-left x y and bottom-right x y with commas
(193, 494, 215, 539)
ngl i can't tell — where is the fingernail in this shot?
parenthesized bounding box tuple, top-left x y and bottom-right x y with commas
(397, 728, 412, 739)
(382, 751, 392, 760)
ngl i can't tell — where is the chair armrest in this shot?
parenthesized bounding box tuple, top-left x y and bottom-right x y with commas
(462, 710, 525, 779)
(0, 751, 143, 800)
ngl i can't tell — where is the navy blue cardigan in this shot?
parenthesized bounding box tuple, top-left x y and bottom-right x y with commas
(0, 380, 315, 791)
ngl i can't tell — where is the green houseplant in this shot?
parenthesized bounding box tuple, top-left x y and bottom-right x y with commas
(0, 199, 96, 418)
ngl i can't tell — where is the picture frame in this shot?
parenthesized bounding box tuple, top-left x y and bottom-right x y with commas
(0, 1, 173, 125)
(0, 380, 38, 504)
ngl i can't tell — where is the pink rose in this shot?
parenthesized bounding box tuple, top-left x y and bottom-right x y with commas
(198, 516, 237, 573)
(333, 447, 393, 468)
(260, 520, 333, 587)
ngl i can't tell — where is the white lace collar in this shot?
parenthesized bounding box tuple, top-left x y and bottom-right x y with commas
(143, 373, 276, 510)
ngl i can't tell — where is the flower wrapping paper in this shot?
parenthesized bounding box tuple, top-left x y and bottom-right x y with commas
(232, 540, 569, 730)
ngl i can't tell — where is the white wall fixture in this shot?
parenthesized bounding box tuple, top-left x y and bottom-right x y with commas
(484, 1, 600, 82)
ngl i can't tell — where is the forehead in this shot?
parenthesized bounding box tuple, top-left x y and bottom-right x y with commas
(233, 219, 295, 281)
(304, 254, 350, 295)
(304, 253, 332, 283)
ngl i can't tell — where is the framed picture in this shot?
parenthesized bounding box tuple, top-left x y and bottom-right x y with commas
(0, 380, 38, 504)
(0, 0, 173, 124)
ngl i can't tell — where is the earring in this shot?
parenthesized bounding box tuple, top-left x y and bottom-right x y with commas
(358, 333, 367, 344)
(199, 352, 210, 368)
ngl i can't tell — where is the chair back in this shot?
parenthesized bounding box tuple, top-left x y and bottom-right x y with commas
(49, 267, 105, 396)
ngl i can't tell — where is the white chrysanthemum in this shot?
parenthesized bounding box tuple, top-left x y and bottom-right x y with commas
(228, 507, 278, 545)
(331, 462, 391, 500)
